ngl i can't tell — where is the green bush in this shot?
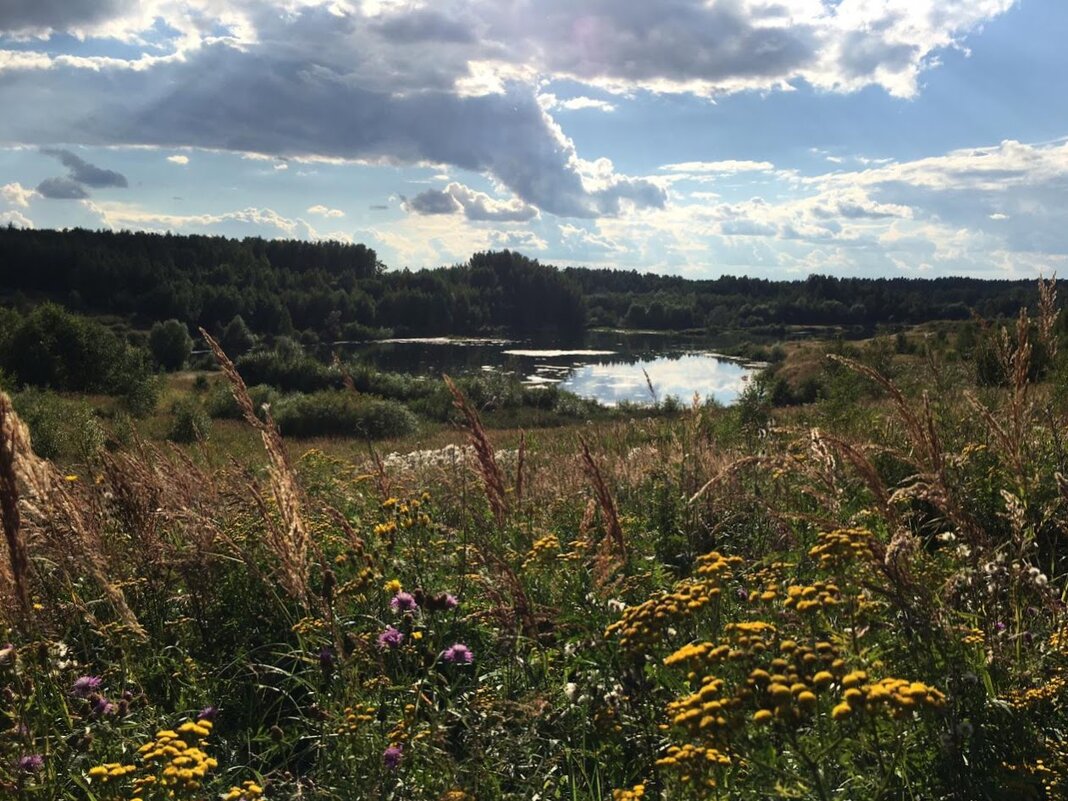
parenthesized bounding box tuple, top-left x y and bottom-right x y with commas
(205, 382, 279, 420)
(235, 340, 338, 392)
(167, 399, 212, 443)
(148, 319, 193, 371)
(12, 389, 67, 459)
(0, 303, 152, 394)
(274, 391, 417, 439)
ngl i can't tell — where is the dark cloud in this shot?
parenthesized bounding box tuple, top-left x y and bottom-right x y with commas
(502, 0, 817, 86)
(372, 9, 477, 43)
(41, 148, 128, 188)
(36, 177, 90, 199)
(406, 189, 462, 215)
(0, 23, 663, 218)
(369, 204, 390, 210)
(0, 0, 126, 33)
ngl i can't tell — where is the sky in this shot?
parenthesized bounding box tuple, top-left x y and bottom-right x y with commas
(1, 0, 1066, 279)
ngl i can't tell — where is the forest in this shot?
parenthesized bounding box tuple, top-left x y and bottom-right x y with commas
(0, 226, 1041, 341)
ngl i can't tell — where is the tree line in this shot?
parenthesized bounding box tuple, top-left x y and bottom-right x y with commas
(0, 226, 1044, 342)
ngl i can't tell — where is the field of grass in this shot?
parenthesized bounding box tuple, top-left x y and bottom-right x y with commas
(2, 289, 1068, 800)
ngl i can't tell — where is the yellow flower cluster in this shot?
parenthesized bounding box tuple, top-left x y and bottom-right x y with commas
(808, 528, 873, 569)
(291, 616, 328, 636)
(783, 581, 841, 614)
(960, 627, 985, 647)
(666, 631, 847, 735)
(655, 742, 730, 785)
(336, 566, 374, 598)
(1008, 673, 1067, 709)
(137, 720, 218, 792)
(605, 551, 741, 650)
(376, 496, 432, 537)
(338, 704, 377, 734)
(438, 790, 472, 801)
(223, 780, 265, 800)
(87, 762, 136, 782)
(523, 534, 560, 568)
(612, 782, 646, 800)
(831, 674, 946, 721)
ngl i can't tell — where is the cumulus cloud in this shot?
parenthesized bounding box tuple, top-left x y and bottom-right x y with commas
(36, 177, 90, 199)
(0, 0, 1011, 220)
(307, 204, 345, 218)
(405, 182, 539, 222)
(167, 154, 190, 165)
(1, 182, 36, 208)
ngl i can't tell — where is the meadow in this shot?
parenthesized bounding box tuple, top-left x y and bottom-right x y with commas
(2, 282, 1068, 801)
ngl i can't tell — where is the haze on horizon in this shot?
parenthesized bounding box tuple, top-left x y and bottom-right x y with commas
(1, 0, 1066, 280)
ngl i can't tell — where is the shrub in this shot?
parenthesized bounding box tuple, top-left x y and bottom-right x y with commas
(274, 391, 417, 439)
(206, 382, 279, 420)
(220, 314, 256, 358)
(167, 399, 212, 443)
(148, 319, 193, 371)
(11, 389, 67, 459)
(235, 341, 337, 392)
(0, 303, 152, 394)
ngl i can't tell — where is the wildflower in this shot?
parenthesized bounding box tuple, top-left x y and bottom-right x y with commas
(443, 593, 459, 610)
(72, 675, 103, 698)
(198, 705, 218, 722)
(91, 697, 116, 717)
(831, 702, 853, 720)
(390, 592, 419, 613)
(64, 474, 79, 482)
(384, 579, 402, 594)
(442, 643, 474, 664)
(319, 646, 335, 672)
(383, 743, 403, 770)
(377, 626, 405, 650)
(18, 754, 44, 773)
(564, 682, 579, 701)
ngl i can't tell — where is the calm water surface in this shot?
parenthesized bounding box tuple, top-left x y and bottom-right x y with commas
(338, 332, 763, 406)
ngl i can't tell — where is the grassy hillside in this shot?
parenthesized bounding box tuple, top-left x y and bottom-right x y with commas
(1, 283, 1068, 800)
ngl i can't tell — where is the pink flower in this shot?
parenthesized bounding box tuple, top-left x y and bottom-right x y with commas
(442, 643, 473, 664)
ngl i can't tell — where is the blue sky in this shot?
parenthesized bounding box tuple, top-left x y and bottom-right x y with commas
(1, 0, 1066, 278)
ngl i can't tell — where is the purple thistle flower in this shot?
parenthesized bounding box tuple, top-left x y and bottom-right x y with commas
(71, 676, 102, 698)
(383, 743, 403, 770)
(442, 643, 474, 664)
(18, 754, 44, 773)
(91, 697, 116, 717)
(390, 592, 419, 613)
(197, 705, 218, 722)
(377, 626, 405, 650)
(319, 646, 335, 671)
(443, 593, 459, 610)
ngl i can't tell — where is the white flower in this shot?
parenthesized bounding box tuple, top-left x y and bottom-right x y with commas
(563, 682, 578, 701)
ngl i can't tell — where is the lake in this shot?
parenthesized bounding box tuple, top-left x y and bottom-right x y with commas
(336, 331, 764, 406)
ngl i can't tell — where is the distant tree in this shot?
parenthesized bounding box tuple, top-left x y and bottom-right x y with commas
(220, 314, 256, 357)
(149, 319, 193, 371)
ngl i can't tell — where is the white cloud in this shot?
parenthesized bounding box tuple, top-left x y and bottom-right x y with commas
(0, 209, 33, 227)
(166, 154, 189, 165)
(1, 182, 36, 208)
(0, 0, 1013, 223)
(539, 93, 616, 113)
(660, 160, 775, 174)
(307, 204, 345, 218)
